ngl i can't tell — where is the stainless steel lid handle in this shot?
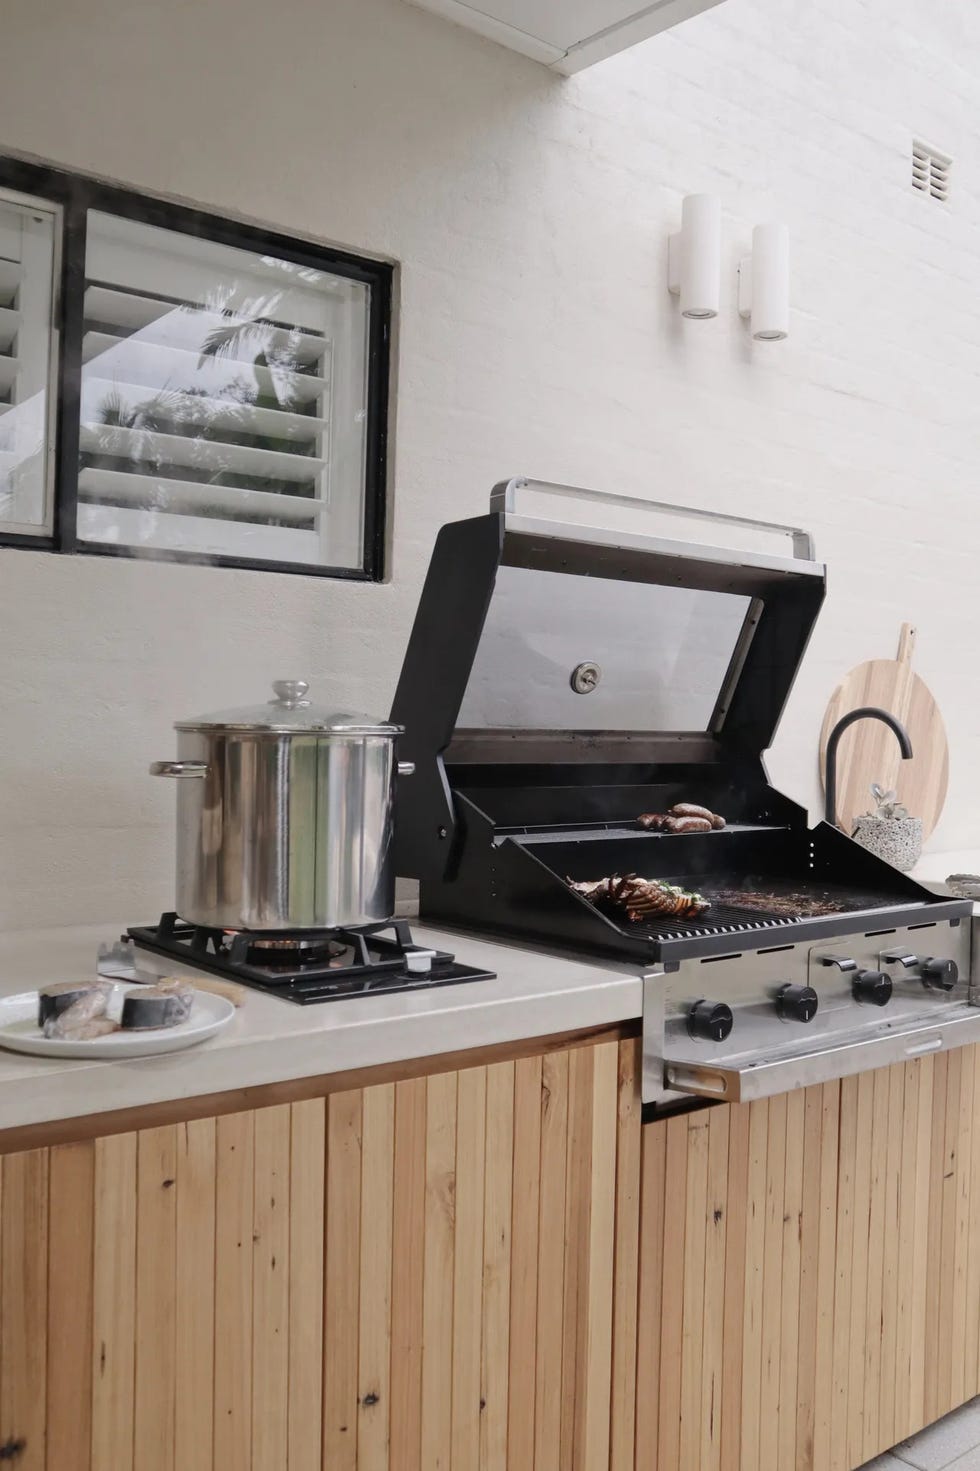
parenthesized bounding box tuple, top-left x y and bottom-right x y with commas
(489, 475, 816, 561)
(149, 761, 209, 778)
(270, 679, 311, 709)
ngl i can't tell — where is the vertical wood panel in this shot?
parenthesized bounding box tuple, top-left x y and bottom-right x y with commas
(174, 1118, 216, 1471)
(252, 1105, 291, 1471)
(506, 1056, 541, 1471)
(861, 1067, 890, 1463)
(609, 1040, 641, 1471)
(480, 1061, 514, 1471)
(759, 1094, 787, 1471)
(581, 1041, 617, 1471)
(831, 1076, 858, 1469)
(323, 1089, 362, 1471)
(740, 1099, 769, 1471)
(951, 1049, 973, 1414)
(91, 1132, 137, 1471)
(812, 1081, 840, 1471)
(47, 1141, 94, 1471)
(657, 1112, 690, 1471)
(679, 1111, 709, 1471)
(133, 1123, 177, 1471)
(560, 1045, 595, 1471)
(894, 1059, 920, 1446)
(389, 1079, 426, 1471)
(877, 1065, 905, 1456)
(635, 1117, 666, 1471)
(778, 1088, 804, 1471)
(924, 1053, 949, 1425)
(0, 1149, 48, 1471)
(700, 1106, 729, 1471)
(938, 1050, 963, 1419)
(965, 1047, 980, 1402)
(134, 1126, 177, 1471)
(846, 1073, 874, 1466)
(287, 1098, 325, 1471)
(795, 1087, 822, 1471)
(909, 1056, 935, 1433)
(720, 1104, 750, 1471)
(533, 1050, 568, 1471)
(358, 1085, 395, 1471)
(452, 1067, 487, 1471)
(421, 1070, 456, 1471)
(213, 1111, 254, 1471)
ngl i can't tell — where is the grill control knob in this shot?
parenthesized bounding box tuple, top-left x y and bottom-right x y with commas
(922, 958, 959, 991)
(852, 969, 892, 1007)
(688, 999, 734, 1043)
(777, 983, 819, 1024)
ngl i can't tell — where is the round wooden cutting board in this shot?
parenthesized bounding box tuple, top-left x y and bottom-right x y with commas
(818, 624, 949, 837)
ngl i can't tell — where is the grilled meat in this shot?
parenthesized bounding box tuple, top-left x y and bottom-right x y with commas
(637, 804, 722, 834)
(569, 873, 710, 922)
(670, 803, 726, 830)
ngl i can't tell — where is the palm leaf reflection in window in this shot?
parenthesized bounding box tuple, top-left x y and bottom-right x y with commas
(85, 296, 320, 527)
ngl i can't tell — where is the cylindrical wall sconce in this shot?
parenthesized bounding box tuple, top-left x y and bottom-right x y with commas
(667, 194, 721, 319)
(738, 222, 790, 340)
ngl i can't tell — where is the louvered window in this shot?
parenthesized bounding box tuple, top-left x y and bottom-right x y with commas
(0, 188, 59, 537)
(0, 154, 391, 579)
(78, 212, 371, 570)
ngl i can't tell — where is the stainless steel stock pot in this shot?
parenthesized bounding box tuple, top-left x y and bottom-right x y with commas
(151, 680, 413, 930)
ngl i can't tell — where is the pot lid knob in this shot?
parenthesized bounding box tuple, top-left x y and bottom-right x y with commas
(270, 679, 311, 709)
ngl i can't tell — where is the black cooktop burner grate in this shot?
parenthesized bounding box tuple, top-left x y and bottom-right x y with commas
(127, 913, 495, 1004)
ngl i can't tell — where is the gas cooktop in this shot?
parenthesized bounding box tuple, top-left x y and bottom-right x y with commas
(128, 913, 495, 1005)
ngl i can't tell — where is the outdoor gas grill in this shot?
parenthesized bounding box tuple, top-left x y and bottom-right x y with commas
(391, 478, 977, 1110)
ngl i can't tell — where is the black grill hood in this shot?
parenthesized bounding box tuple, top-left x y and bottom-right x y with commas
(391, 478, 826, 884)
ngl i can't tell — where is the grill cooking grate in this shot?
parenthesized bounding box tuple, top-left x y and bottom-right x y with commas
(620, 902, 804, 942)
(578, 879, 912, 943)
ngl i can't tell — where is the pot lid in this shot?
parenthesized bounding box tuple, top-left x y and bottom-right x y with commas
(175, 681, 404, 735)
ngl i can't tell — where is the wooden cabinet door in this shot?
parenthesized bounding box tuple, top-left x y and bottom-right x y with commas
(0, 1035, 640, 1471)
(635, 1048, 980, 1471)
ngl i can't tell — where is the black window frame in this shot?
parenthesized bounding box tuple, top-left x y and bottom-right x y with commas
(0, 155, 393, 581)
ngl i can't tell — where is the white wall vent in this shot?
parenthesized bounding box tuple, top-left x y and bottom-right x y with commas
(912, 140, 951, 201)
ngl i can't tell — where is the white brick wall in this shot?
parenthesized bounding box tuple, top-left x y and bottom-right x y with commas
(0, 0, 977, 929)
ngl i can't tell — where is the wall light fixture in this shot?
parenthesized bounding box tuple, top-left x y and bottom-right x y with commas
(667, 194, 721, 319)
(738, 222, 790, 341)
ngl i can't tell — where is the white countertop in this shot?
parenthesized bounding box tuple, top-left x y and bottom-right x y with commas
(0, 923, 641, 1134)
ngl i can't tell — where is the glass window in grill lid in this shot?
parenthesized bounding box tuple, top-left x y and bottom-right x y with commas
(456, 566, 754, 732)
(0, 192, 59, 537)
(77, 212, 371, 570)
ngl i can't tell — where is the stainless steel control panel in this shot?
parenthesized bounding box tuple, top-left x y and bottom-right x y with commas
(643, 916, 975, 1107)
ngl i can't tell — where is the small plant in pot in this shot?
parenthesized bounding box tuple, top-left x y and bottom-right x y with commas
(851, 784, 923, 871)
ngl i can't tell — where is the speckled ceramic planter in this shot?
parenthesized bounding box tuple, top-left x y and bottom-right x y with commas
(851, 815, 923, 872)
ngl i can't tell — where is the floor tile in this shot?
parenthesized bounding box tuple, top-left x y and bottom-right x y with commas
(943, 1449, 980, 1470)
(892, 1397, 980, 1470)
(859, 1456, 921, 1471)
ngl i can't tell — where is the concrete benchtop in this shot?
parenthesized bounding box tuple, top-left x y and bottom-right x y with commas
(0, 922, 641, 1133)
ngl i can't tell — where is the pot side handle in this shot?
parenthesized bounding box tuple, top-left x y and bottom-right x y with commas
(398, 762, 416, 776)
(149, 761, 209, 779)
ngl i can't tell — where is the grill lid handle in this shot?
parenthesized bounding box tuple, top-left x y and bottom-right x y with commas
(489, 476, 817, 562)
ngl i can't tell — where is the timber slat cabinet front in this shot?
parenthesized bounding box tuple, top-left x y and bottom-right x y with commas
(0, 1037, 978, 1470)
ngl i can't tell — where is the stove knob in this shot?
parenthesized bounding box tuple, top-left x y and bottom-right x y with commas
(688, 999, 734, 1043)
(852, 969, 892, 1007)
(921, 958, 959, 991)
(777, 983, 819, 1023)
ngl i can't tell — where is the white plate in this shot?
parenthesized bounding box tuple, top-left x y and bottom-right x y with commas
(0, 984, 236, 1059)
